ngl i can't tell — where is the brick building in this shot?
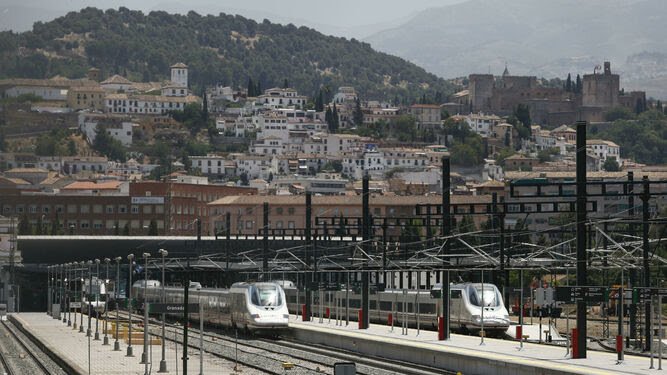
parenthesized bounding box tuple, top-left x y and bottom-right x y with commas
(0, 180, 256, 236)
(208, 194, 493, 237)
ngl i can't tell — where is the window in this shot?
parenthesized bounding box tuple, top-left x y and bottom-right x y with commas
(80, 205, 90, 214)
(80, 221, 90, 229)
(155, 205, 164, 214)
(118, 205, 127, 214)
(288, 207, 295, 215)
(42, 206, 50, 214)
(131, 205, 139, 214)
(276, 207, 283, 215)
(245, 221, 253, 229)
(143, 205, 152, 214)
(67, 205, 77, 214)
(106, 205, 114, 214)
(93, 205, 102, 214)
(29, 205, 37, 213)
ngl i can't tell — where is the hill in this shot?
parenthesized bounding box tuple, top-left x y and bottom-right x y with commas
(0, 7, 456, 101)
(365, 0, 667, 98)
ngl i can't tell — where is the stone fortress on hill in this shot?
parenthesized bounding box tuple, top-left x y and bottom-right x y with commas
(461, 62, 646, 125)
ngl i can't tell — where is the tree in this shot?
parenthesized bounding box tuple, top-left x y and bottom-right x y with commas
(122, 222, 130, 236)
(353, 98, 364, 126)
(239, 172, 249, 186)
(315, 90, 324, 112)
(603, 157, 620, 172)
(18, 213, 30, 235)
(565, 73, 572, 92)
(514, 104, 531, 128)
(202, 92, 209, 123)
(331, 103, 340, 131)
(93, 126, 126, 162)
(283, 78, 289, 88)
(605, 106, 635, 122)
(67, 139, 77, 156)
(575, 74, 582, 93)
(148, 219, 158, 235)
(247, 77, 255, 96)
(113, 221, 120, 235)
(51, 212, 61, 235)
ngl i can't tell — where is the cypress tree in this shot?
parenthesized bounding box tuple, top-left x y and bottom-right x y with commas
(353, 98, 364, 126)
(575, 74, 582, 93)
(247, 77, 255, 96)
(315, 90, 324, 112)
(332, 103, 339, 131)
(202, 92, 209, 122)
(565, 73, 572, 92)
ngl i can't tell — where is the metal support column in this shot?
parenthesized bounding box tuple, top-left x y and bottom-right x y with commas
(262, 202, 269, 279)
(642, 176, 651, 351)
(441, 156, 451, 340)
(305, 192, 312, 320)
(575, 120, 588, 358)
(361, 174, 370, 329)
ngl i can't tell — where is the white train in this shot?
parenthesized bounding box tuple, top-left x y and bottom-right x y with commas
(135, 281, 290, 332)
(284, 282, 510, 336)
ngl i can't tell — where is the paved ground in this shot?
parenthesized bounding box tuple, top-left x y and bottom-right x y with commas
(289, 315, 666, 375)
(13, 313, 259, 374)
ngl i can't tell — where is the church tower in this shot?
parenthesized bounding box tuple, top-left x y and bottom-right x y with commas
(170, 63, 188, 88)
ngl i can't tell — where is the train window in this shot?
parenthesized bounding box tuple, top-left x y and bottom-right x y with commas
(471, 286, 501, 307)
(451, 290, 462, 299)
(251, 285, 283, 307)
(379, 301, 392, 311)
(370, 301, 376, 310)
(419, 303, 436, 314)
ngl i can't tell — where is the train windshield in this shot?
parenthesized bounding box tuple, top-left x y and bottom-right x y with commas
(470, 285, 501, 307)
(250, 285, 283, 307)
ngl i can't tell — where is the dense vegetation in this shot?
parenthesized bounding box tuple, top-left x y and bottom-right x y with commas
(590, 110, 667, 165)
(0, 7, 456, 101)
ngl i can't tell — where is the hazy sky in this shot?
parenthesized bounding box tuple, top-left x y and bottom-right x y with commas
(0, 0, 466, 37)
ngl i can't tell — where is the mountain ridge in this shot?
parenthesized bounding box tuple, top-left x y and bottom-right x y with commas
(365, 0, 667, 98)
(0, 7, 456, 101)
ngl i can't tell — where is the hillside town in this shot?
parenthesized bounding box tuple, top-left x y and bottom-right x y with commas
(1, 61, 665, 237)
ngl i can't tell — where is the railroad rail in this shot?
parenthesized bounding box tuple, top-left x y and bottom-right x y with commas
(0, 319, 61, 375)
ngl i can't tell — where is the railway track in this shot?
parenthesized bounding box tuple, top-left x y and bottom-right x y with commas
(0, 319, 65, 375)
(115, 310, 451, 374)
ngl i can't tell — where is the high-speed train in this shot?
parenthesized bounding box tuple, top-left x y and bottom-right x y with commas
(284, 282, 510, 336)
(134, 281, 289, 332)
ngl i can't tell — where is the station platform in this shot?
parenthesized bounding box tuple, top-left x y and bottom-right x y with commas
(288, 315, 662, 375)
(10, 313, 247, 375)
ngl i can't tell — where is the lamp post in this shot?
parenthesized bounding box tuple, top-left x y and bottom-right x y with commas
(103, 258, 111, 345)
(72, 262, 78, 330)
(87, 260, 93, 337)
(79, 262, 85, 333)
(141, 252, 151, 367)
(61, 264, 66, 321)
(94, 258, 101, 341)
(54, 264, 60, 319)
(114, 257, 122, 351)
(126, 253, 135, 357)
(158, 248, 168, 373)
(47, 265, 51, 315)
(66, 263, 72, 326)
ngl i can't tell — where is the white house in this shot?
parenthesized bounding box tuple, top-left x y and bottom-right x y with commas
(258, 88, 307, 109)
(250, 136, 285, 155)
(105, 93, 199, 115)
(587, 139, 621, 168)
(79, 113, 134, 146)
(457, 113, 502, 137)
